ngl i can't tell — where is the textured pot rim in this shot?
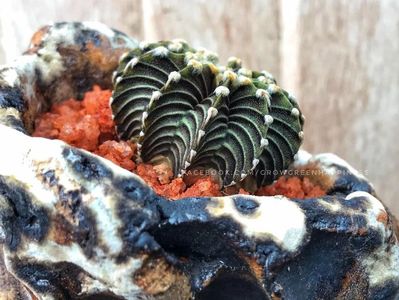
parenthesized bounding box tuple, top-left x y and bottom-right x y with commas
(0, 22, 398, 300)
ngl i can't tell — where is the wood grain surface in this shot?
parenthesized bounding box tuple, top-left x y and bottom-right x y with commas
(0, 0, 398, 215)
(292, 0, 399, 214)
(141, 0, 281, 78)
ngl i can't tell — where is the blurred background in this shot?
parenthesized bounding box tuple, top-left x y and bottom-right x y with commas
(0, 0, 398, 214)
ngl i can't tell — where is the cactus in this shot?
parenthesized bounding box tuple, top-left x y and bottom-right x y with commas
(110, 40, 304, 187)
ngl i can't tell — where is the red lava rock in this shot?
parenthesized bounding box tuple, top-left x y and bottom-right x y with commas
(256, 176, 326, 199)
(180, 177, 222, 199)
(33, 86, 113, 151)
(95, 140, 136, 172)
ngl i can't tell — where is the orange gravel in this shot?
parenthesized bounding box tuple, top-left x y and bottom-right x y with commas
(33, 86, 325, 200)
(256, 176, 325, 199)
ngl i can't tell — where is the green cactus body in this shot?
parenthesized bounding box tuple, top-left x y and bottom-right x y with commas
(111, 40, 304, 187)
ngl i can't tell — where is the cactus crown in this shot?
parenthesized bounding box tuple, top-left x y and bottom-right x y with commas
(110, 40, 304, 187)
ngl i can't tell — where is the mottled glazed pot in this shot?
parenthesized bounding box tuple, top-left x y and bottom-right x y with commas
(0, 22, 398, 300)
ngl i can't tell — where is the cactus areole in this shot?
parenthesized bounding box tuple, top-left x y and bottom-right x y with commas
(111, 41, 304, 188)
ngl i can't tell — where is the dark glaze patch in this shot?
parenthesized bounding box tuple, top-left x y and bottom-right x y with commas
(154, 195, 294, 285)
(115, 177, 161, 260)
(153, 194, 392, 299)
(41, 169, 57, 186)
(51, 213, 74, 245)
(31, 67, 54, 112)
(335, 262, 369, 300)
(272, 231, 356, 300)
(0, 176, 49, 250)
(296, 196, 383, 246)
(59, 188, 84, 213)
(3, 115, 26, 133)
(150, 216, 271, 298)
(117, 205, 161, 260)
(31, 22, 135, 106)
(0, 18, 394, 297)
(296, 196, 384, 253)
(368, 280, 399, 300)
(233, 196, 259, 215)
(255, 242, 291, 276)
(153, 198, 234, 255)
(151, 197, 264, 281)
(72, 206, 98, 258)
(13, 261, 80, 297)
(196, 270, 269, 300)
(0, 86, 25, 112)
(328, 165, 375, 196)
(114, 176, 157, 207)
(40, 168, 99, 257)
(155, 196, 211, 223)
(73, 25, 103, 50)
(120, 230, 159, 259)
(51, 22, 103, 50)
(152, 220, 240, 261)
(62, 148, 112, 181)
(11, 258, 125, 299)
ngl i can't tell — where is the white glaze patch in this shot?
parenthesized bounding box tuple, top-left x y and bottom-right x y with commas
(293, 149, 312, 166)
(207, 195, 307, 252)
(347, 193, 399, 288)
(8, 241, 143, 299)
(29, 23, 77, 83)
(324, 191, 399, 289)
(362, 243, 399, 288)
(313, 153, 367, 181)
(82, 21, 115, 38)
(139, 41, 150, 51)
(346, 191, 387, 236)
(318, 199, 342, 212)
(83, 184, 124, 255)
(0, 107, 21, 121)
(252, 159, 259, 169)
(0, 125, 63, 208)
(0, 125, 153, 298)
(13, 54, 62, 89)
(0, 124, 147, 204)
(0, 68, 19, 87)
(293, 151, 369, 186)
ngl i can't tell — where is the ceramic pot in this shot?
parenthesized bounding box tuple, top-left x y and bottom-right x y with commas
(0, 22, 398, 300)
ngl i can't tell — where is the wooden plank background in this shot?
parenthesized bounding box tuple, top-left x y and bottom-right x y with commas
(0, 0, 398, 215)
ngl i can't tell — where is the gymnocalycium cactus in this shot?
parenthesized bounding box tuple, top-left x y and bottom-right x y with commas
(110, 40, 304, 187)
